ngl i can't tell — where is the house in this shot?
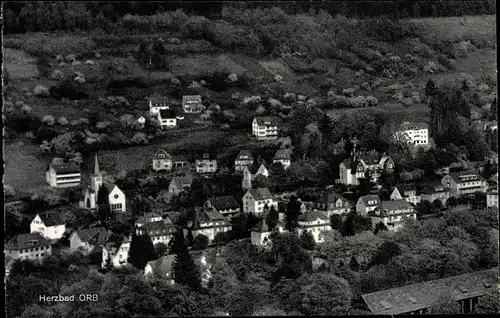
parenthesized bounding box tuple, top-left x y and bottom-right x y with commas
(46, 161, 81, 188)
(370, 200, 417, 232)
(182, 95, 204, 113)
(390, 185, 421, 205)
(101, 235, 131, 268)
(144, 255, 175, 283)
(251, 218, 285, 247)
(234, 150, 254, 172)
(136, 220, 176, 246)
(394, 121, 429, 145)
(190, 208, 232, 242)
(108, 185, 127, 213)
(242, 188, 277, 214)
(313, 191, 352, 218)
(196, 152, 217, 174)
(152, 149, 173, 172)
(356, 195, 381, 215)
(273, 149, 292, 169)
(69, 227, 110, 253)
(30, 212, 66, 240)
(338, 151, 394, 186)
(297, 210, 332, 243)
(252, 116, 279, 140)
(361, 268, 498, 315)
(420, 182, 451, 204)
(486, 189, 498, 209)
(168, 175, 194, 195)
(148, 95, 170, 114)
(5, 233, 54, 261)
(158, 109, 177, 129)
(135, 212, 164, 227)
(441, 171, 488, 197)
(242, 163, 269, 191)
(205, 196, 240, 219)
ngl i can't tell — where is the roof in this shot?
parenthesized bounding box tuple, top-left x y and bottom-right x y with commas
(49, 163, 81, 174)
(146, 255, 175, 276)
(236, 150, 254, 161)
(448, 171, 484, 184)
(247, 188, 274, 201)
(380, 200, 414, 211)
(252, 218, 271, 233)
(75, 227, 110, 245)
(362, 268, 498, 315)
(208, 196, 239, 211)
(358, 151, 381, 165)
(5, 233, 53, 250)
(37, 212, 65, 227)
(250, 163, 268, 175)
(317, 191, 346, 204)
(199, 208, 225, 224)
(420, 182, 447, 194)
(104, 235, 130, 253)
(359, 195, 380, 207)
(273, 149, 292, 160)
(197, 152, 217, 161)
(149, 95, 169, 104)
(154, 149, 172, 160)
(182, 95, 202, 104)
(399, 121, 429, 131)
(159, 109, 176, 119)
(298, 210, 329, 222)
(141, 221, 176, 237)
(254, 116, 278, 127)
(170, 175, 194, 189)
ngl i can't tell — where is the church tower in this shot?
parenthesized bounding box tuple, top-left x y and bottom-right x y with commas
(91, 154, 103, 192)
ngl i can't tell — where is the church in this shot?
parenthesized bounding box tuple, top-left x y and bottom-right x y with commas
(79, 155, 127, 213)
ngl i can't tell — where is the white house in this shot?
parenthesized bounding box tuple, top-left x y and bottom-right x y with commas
(486, 190, 498, 209)
(441, 171, 488, 197)
(242, 188, 277, 214)
(101, 236, 131, 268)
(69, 227, 110, 253)
(339, 152, 394, 186)
(109, 185, 127, 213)
(370, 200, 417, 232)
(356, 195, 381, 215)
(30, 212, 66, 240)
(234, 150, 254, 172)
(297, 210, 332, 243)
(196, 152, 218, 174)
(313, 192, 352, 218)
(152, 149, 173, 172)
(148, 95, 170, 114)
(273, 149, 292, 169)
(182, 95, 204, 113)
(5, 233, 54, 262)
(158, 109, 177, 128)
(252, 116, 278, 140)
(394, 121, 429, 145)
(390, 185, 421, 205)
(46, 162, 81, 188)
(251, 218, 285, 247)
(190, 208, 232, 242)
(242, 163, 269, 191)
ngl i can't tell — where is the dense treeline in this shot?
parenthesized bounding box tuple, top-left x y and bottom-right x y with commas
(3, 0, 496, 34)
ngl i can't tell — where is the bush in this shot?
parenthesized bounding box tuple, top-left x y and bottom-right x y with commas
(42, 115, 55, 126)
(131, 132, 148, 144)
(50, 81, 88, 100)
(191, 234, 209, 250)
(33, 84, 50, 98)
(51, 70, 65, 81)
(437, 54, 456, 70)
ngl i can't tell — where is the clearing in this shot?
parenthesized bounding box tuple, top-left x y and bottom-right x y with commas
(4, 48, 40, 81)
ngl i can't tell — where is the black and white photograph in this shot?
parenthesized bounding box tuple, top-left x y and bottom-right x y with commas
(3, 1, 499, 316)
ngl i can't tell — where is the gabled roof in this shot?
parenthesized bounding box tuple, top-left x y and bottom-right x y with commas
(399, 121, 429, 131)
(149, 95, 169, 105)
(49, 163, 81, 174)
(362, 268, 498, 315)
(273, 149, 292, 160)
(104, 235, 130, 253)
(197, 152, 217, 161)
(247, 188, 274, 201)
(37, 212, 65, 227)
(75, 227, 110, 245)
(5, 233, 53, 250)
(252, 218, 270, 233)
(170, 175, 194, 189)
(236, 150, 254, 161)
(159, 109, 176, 119)
(359, 195, 381, 207)
(251, 163, 268, 175)
(420, 182, 447, 194)
(182, 95, 202, 104)
(317, 191, 345, 204)
(154, 149, 172, 160)
(298, 210, 329, 222)
(142, 221, 176, 237)
(146, 255, 175, 276)
(208, 196, 239, 211)
(380, 200, 414, 211)
(254, 116, 278, 127)
(199, 208, 225, 223)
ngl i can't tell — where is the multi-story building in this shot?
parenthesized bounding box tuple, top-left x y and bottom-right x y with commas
(420, 182, 451, 204)
(148, 95, 170, 114)
(136, 219, 176, 246)
(313, 191, 352, 218)
(356, 195, 381, 215)
(152, 149, 173, 172)
(486, 189, 498, 209)
(158, 109, 177, 129)
(252, 116, 278, 140)
(338, 151, 394, 186)
(243, 188, 277, 214)
(370, 200, 417, 231)
(101, 235, 131, 268)
(182, 95, 204, 113)
(393, 121, 429, 145)
(297, 210, 332, 243)
(273, 149, 292, 169)
(46, 162, 81, 188)
(205, 196, 241, 219)
(30, 212, 66, 240)
(234, 150, 254, 171)
(441, 171, 488, 197)
(390, 185, 421, 206)
(195, 152, 218, 174)
(5, 233, 54, 262)
(190, 208, 232, 242)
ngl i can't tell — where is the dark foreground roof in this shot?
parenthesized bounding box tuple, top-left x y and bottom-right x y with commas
(6, 233, 53, 250)
(362, 268, 498, 315)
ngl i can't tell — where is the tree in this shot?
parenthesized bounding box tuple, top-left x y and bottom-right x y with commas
(342, 212, 372, 236)
(416, 200, 433, 215)
(446, 197, 458, 208)
(412, 2, 421, 17)
(272, 232, 312, 281)
(425, 78, 437, 98)
(173, 232, 201, 290)
(97, 184, 109, 205)
(330, 214, 343, 231)
(299, 231, 316, 250)
(474, 293, 500, 313)
(127, 233, 158, 269)
(370, 241, 402, 267)
(349, 255, 360, 271)
(155, 243, 169, 256)
(373, 222, 388, 235)
(429, 293, 461, 314)
(285, 195, 302, 230)
(192, 234, 209, 250)
(432, 199, 443, 213)
(266, 205, 279, 230)
(252, 174, 270, 189)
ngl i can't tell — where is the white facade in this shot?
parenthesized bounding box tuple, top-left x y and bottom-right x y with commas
(6, 244, 53, 261)
(30, 214, 66, 240)
(273, 158, 291, 169)
(157, 112, 177, 128)
(297, 220, 332, 243)
(196, 157, 217, 174)
(371, 200, 417, 232)
(46, 166, 81, 188)
(242, 191, 277, 214)
(442, 173, 488, 197)
(394, 122, 429, 145)
(487, 191, 498, 209)
(102, 241, 130, 268)
(252, 118, 278, 140)
(149, 100, 169, 115)
(109, 185, 126, 213)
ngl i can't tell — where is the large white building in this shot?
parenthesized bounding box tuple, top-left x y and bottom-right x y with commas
(243, 188, 277, 214)
(297, 210, 332, 243)
(189, 208, 232, 242)
(441, 171, 488, 197)
(30, 212, 66, 240)
(394, 121, 429, 145)
(195, 152, 218, 174)
(182, 95, 204, 113)
(252, 116, 278, 140)
(338, 152, 394, 186)
(158, 109, 177, 129)
(234, 150, 254, 172)
(46, 162, 81, 188)
(370, 200, 417, 232)
(5, 233, 54, 262)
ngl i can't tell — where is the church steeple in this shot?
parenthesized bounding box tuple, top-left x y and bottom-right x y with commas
(91, 154, 103, 192)
(93, 154, 100, 176)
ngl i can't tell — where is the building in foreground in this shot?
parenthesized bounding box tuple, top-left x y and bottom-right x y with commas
(361, 268, 498, 315)
(273, 149, 292, 169)
(5, 233, 54, 262)
(152, 149, 173, 172)
(205, 196, 240, 219)
(243, 188, 277, 214)
(30, 212, 66, 240)
(234, 150, 254, 172)
(370, 200, 417, 232)
(182, 95, 204, 113)
(296, 210, 332, 243)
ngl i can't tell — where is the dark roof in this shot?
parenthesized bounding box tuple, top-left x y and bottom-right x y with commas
(317, 191, 346, 204)
(298, 210, 329, 222)
(236, 150, 254, 161)
(197, 152, 217, 161)
(5, 233, 53, 250)
(104, 235, 129, 252)
(49, 163, 81, 174)
(208, 196, 239, 211)
(159, 109, 176, 119)
(170, 175, 194, 189)
(75, 227, 110, 245)
(399, 121, 429, 131)
(359, 195, 381, 207)
(149, 95, 169, 104)
(254, 116, 278, 127)
(250, 163, 268, 175)
(37, 212, 65, 226)
(252, 218, 270, 233)
(146, 255, 175, 276)
(273, 149, 292, 160)
(380, 200, 414, 211)
(154, 149, 172, 160)
(362, 268, 498, 315)
(141, 221, 176, 237)
(182, 95, 202, 105)
(199, 208, 225, 223)
(420, 182, 447, 194)
(448, 171, 484, 184)
(248, 188, 274, 201)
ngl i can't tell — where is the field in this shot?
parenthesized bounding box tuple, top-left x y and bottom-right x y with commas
(4, 48, 40, 80)
(170, 54, 248, 78)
